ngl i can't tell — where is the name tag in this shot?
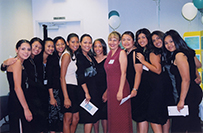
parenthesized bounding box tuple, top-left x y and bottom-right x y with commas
(44, 80, 48, 85)
(108, 59, 114, 64)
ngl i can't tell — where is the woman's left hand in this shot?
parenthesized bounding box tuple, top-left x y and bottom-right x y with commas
(177, 100, 184, 112)
(117, 90, 123, 101)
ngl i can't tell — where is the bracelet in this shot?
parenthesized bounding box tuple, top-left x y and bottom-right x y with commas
(133, 88, 138, 91)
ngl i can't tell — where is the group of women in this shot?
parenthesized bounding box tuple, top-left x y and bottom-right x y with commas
(1, 28, 202, 133)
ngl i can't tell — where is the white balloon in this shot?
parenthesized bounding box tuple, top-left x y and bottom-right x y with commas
(182, 2, 198, 21)
(108, 15, 121, 30)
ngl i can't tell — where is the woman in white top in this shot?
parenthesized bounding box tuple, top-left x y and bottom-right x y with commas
(60, 33, 80, 133)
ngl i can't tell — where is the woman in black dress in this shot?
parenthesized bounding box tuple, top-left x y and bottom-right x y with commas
(133, 28, 152, 133)
(136, 30, 172, 132)
(92, 38, 108, 133)
(76, 34, 100, 133)
(47, 36, 66, 133)
(2, 37, 44, 132)
(121, 31, 144, 132)
(34, 37, 55, 132)
(6, 39, 32, 133)
(163, 29, 202, 133)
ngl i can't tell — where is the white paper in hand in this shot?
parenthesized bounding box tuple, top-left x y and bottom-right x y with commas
(167, 105, 189, 117)
(80, 99, 98, 116)
(120, 95, 131, 105)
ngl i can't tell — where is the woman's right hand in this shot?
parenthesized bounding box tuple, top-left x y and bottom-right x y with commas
(85, 93, 91, 103)
(3, 58, 17, 67)
(64, 98, 71, 109)
(24, 108, 33, 122)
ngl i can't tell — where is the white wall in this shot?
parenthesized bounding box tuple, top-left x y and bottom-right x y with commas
(0, 0, 33, 96)
(108, 0, 203, 36)
(32, 0, 109, 41)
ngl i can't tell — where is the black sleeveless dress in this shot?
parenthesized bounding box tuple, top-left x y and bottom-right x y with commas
(128, 48, 151, 122)
(170, 50, 202, 132)
(7, 69, 34, 133)
(146, 51, 170, 125)
(94, 58, 107, 120)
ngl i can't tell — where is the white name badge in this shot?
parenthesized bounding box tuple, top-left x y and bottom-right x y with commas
(108, 59, 114, 64)
(44, 80, 48, 85)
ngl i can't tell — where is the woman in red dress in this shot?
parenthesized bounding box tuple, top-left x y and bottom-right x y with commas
(104, 31, 133, 133)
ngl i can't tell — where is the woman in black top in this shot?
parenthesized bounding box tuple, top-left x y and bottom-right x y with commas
(6, 39, 32, 133)
(92, 38, 108, 133)
(47, 36, 66, 133)
(76, 34, 100, 133)
(34, 37, 55, 132)
(1, 37, 44, 132)
(163, 29, 202, 133)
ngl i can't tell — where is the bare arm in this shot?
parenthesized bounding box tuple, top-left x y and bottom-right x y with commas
(1, 58, 17, 71)
(49, 88, 57, 106)
(130, 51, 143, 98)
(60, 53, 71, 108)
(3, 58, 18, 67)
(137, 52, 162, 74)
(175, 53, 190, 111)
(10, 60, 33, 122)
(117, 50, 128, 101)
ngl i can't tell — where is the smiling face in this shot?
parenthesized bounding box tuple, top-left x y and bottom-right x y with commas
(93, 40, 104, 56)
(44, 41, 54, 55)
(16, 42, 31, 61)
(68, 36, 80, 53)
(164, 35, 176, 52)
(108, 37, 120, 50)
(152, 34, 163, 48)
(80, 36, 92, 54)
(121, 34, 134, 51)
(55, 39, 66, 55)
(31, 41, 42, 56)
(137, 33, 148, 48)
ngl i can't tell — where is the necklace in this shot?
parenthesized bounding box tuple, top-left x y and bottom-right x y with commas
(126, 47, 135, 55)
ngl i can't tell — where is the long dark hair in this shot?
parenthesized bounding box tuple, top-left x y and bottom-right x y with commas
(151, 30, 164, 55)
(66, 33, 79, 60)
(92, 38, 107, 56)
(163, 29, 195, 57)
(135, 28, 152, 51)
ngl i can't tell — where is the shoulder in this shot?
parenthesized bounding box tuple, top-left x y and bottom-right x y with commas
(175, 52, 187, 62)
(8, 59, 21, 72)
(150, 52, 161, 58)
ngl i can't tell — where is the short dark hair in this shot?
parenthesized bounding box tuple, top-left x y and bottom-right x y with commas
(16, 39, 30, 49)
